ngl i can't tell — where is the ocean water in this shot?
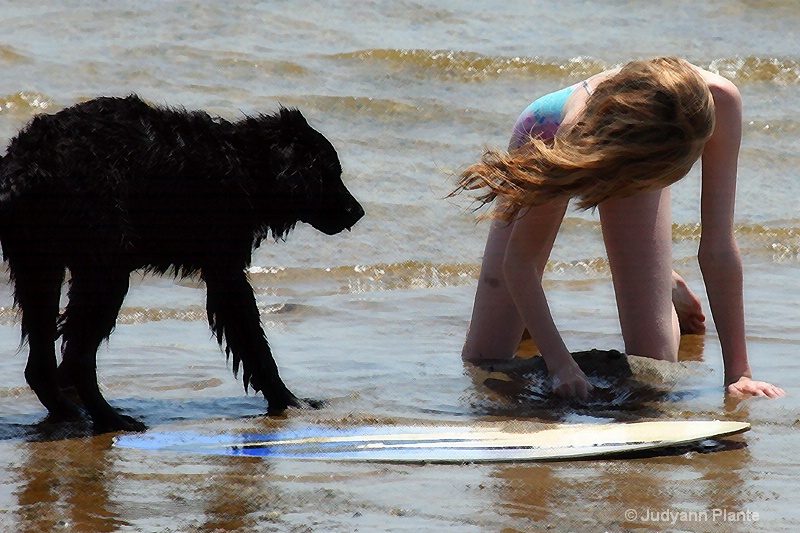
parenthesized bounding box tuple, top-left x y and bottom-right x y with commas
(0, 1, 799, 531)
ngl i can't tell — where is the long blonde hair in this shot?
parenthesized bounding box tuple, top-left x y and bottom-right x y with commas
(454, 57, 716, 220)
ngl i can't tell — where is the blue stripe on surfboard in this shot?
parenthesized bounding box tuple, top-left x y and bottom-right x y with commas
(113, 426, 511, 453)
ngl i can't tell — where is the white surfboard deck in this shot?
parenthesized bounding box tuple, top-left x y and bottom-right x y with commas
(113, 420, 749, 463)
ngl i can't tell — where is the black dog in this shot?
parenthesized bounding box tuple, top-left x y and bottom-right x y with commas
(0, 95, 364, 432)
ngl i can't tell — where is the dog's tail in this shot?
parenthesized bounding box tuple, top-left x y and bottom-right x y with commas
(0, 152, 28, 226)
(0, 153, 6, 205)
(0, 153, 9, 206)
(0, 152, 6, 216)
(0, 152, 13, 229)
(0, 153, 6, 255)
(0, 153, 17, 207)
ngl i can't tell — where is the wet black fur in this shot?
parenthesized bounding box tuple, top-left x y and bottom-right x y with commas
(0, 95, 364, 432)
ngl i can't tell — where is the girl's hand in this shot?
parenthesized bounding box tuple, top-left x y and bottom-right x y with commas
(551, 363, 593, 401)
(726, 376, 785, 398)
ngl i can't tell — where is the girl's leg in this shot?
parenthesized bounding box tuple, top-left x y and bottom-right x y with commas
(599, 188, 680, 361)
(462, 201, 568, 361)
(462, 218, 526, 361)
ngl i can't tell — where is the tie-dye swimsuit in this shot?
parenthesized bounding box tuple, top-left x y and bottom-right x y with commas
(510, 79, 593, 149)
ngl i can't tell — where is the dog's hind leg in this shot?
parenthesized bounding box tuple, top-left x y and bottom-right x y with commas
(59, 267, 145, 432)
(10, 259, 80, 421)
(204, 268, 308, 414)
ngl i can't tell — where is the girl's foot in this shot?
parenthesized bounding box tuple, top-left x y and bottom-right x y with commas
(672, 271, 706, 334)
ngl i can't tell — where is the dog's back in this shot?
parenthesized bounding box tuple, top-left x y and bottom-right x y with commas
(2, 95, 239, 189)
(0, 96, 265, 270)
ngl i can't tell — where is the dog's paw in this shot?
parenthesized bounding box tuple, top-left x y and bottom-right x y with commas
(290, 397, 326, 410)
(266, 395, 326, 415)
(46, 400, 87, 423)
(93, 413, 147, 434)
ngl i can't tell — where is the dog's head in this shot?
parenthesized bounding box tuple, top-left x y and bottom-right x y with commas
(261, 108, 364, 236)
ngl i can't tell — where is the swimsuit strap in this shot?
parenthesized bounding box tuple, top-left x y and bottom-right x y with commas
(582, 79, 593, 96)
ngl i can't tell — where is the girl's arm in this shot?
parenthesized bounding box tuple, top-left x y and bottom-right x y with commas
(699, 73, 784, 398)
(502, 200, 593, 400)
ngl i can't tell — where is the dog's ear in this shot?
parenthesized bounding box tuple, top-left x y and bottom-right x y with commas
(265, 108, 310, 168)
(276, 107, 310, 141)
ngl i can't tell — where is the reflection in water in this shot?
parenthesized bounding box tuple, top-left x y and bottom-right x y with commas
(678, 333, 707, 362)
(489, 435, 749, 531)
(8, 424, 287, 531)
(194, 457, 280, 531)
(13, 436, 123, 532)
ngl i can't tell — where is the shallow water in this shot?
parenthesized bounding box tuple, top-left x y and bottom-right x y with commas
(1, 1, 799, 531)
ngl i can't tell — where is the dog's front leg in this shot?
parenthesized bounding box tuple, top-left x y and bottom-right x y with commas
(203, 267, 310, 414)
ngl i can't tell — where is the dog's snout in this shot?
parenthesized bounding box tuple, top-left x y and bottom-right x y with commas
(348, 203, 365, 219)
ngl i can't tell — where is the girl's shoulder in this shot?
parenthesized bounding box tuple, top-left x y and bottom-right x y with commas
(693, 65, 742, 105)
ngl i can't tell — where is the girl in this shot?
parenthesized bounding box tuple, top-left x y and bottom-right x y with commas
(456, 57, 784, 400)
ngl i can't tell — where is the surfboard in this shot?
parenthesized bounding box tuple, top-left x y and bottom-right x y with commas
(112, 420, 749, 463)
